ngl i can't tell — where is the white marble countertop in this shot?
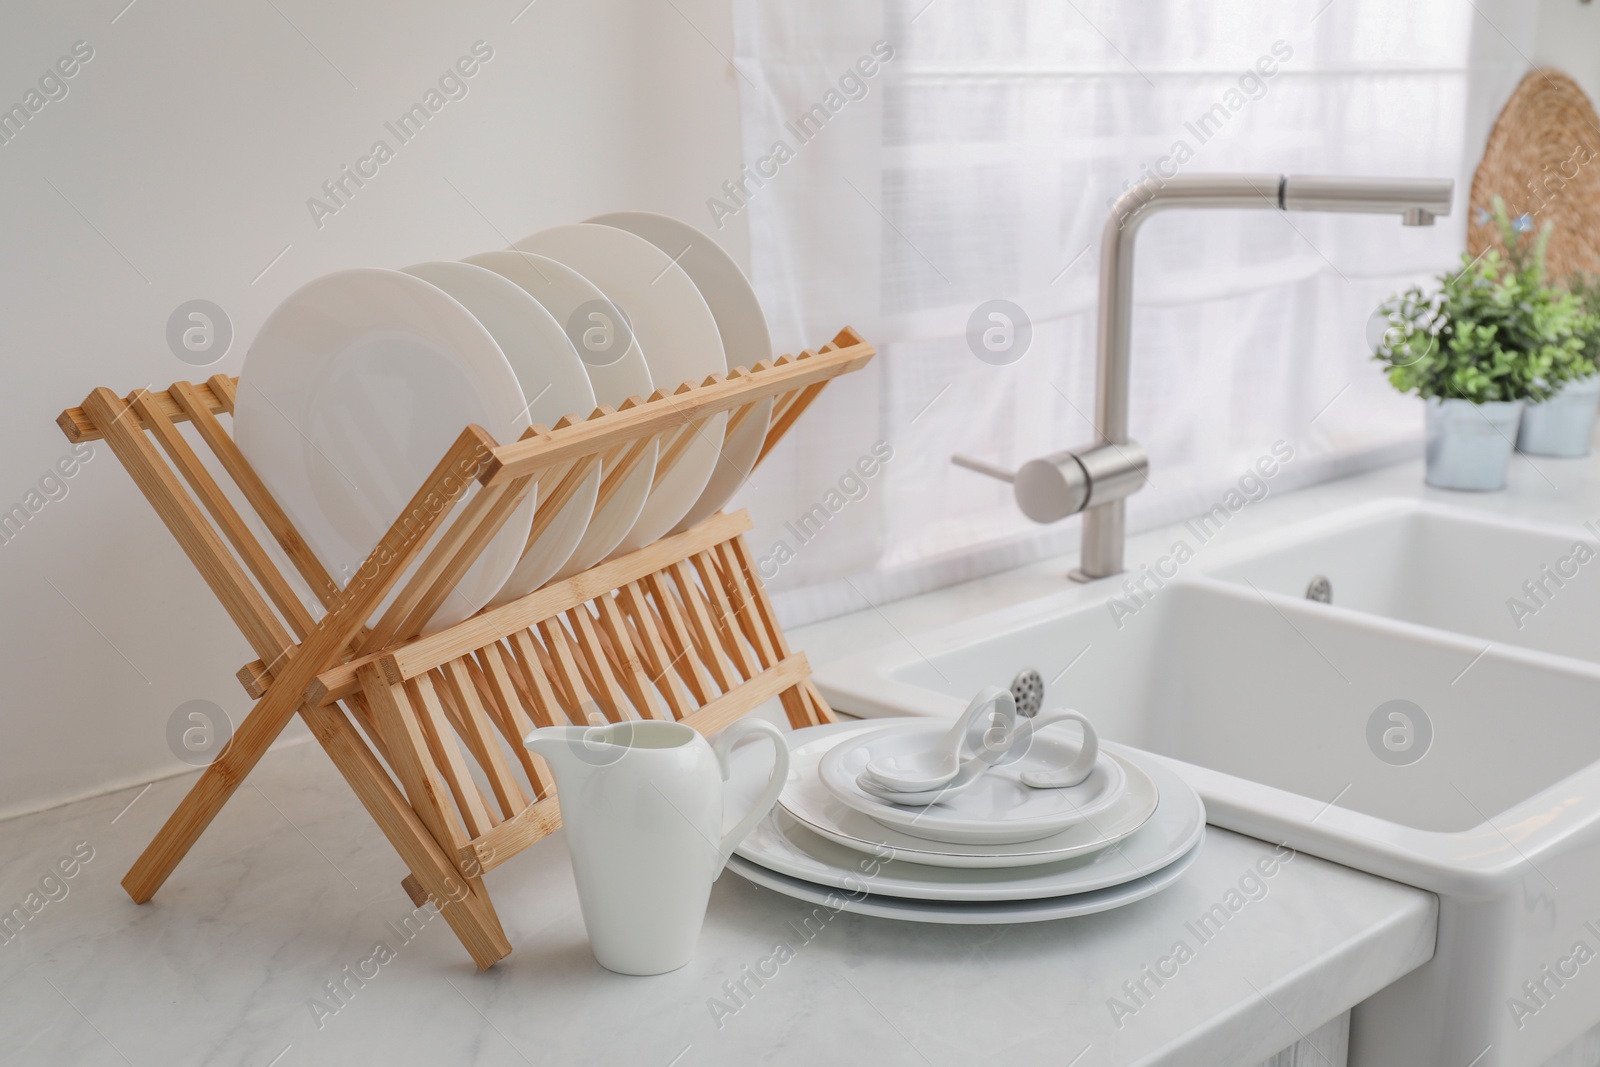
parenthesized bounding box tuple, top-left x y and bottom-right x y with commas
(0, 740, 1435, 1067)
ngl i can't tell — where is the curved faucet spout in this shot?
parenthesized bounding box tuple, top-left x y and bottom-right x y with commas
(1072, 172, 1454, 581)
(1095, 174, 1283, 446)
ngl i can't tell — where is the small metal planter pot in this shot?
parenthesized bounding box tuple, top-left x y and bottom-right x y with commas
(1516, 374, 1600, 457)
(1424, 397, 1523, 491)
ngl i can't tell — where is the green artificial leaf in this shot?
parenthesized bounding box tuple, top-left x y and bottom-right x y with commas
(1372, 196, 1597, 403)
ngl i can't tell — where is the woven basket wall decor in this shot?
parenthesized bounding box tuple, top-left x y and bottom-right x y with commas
(1467, 68, 1600, 284)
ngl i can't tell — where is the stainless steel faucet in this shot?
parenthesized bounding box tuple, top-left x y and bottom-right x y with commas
(954, 172, 1454, 581)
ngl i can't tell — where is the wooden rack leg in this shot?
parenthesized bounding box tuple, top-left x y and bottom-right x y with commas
(121, 697, 297, 903)
(301, 700, 510, 969)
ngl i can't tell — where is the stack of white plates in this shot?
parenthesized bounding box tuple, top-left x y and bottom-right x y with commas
(724, 721, 1206, 924)
(233, 213, 771, 633)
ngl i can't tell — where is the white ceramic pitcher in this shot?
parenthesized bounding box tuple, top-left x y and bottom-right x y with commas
(525, 717, 789, 975)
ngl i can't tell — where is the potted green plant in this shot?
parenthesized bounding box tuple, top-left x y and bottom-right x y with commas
(1372, 198, 1592, 490)
(1518, 269, 1600, 456)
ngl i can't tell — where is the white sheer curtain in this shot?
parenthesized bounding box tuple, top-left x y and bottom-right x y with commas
(729, 0, 1536, 626)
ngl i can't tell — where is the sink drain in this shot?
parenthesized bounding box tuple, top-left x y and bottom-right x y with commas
(1010, 669, 1045, 718)
(1306, 576, 1332, 604)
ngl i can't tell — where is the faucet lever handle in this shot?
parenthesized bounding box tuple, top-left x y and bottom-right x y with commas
(955, 450, 1092, 523)
(951, 454, 1016, 484)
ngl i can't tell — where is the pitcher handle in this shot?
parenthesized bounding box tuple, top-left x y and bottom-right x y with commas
(712, 718, 791, 871)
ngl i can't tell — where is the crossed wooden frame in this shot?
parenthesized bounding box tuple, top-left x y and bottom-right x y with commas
(57, 326, 875, 968)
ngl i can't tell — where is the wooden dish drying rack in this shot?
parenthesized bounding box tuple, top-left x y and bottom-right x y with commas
(57, 326, 876, 968)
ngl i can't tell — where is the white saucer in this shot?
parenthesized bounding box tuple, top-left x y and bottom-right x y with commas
(726, 839, 1203, 925)
(585, 211, 773, 531)
(777, 724, 1160, 869)
(820, 721, 1130, 845)
(400, 261, 597, 603)
(234, 268, 535, 632)
(727, 723, 1206, 902)
(513, 224, 728, 552)
(464, 250, 657, 577)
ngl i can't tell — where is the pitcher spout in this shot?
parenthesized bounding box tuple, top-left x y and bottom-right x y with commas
(523, 725, 599, 775)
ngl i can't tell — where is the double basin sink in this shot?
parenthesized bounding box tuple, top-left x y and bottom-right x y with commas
(815, 499, 1600, 1067)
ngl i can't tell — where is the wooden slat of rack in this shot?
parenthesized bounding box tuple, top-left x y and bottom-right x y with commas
(760, 350, 835, 466)
(725, 533, 833, 727)
(485, 639, 540, 728)
(306, 510, 751, 704)
(716, 540, 777, 669)
(526, 635, 579, 716)
(690, 550, 758, 679)
(482, 330, 872, 484)
(169, 381, 343, 609)
(615, 580, 691, 718)
(59, 379, 233, 444)
(361, 667, 505, 951)
(728, 535, 794, 665)
(410, 673, 496, 837)
(373, 671, 472, 846)
(396, 472, 540, 645)
(802, 679, 834, 726)
(83, 389, 294, 664)
(761, 351, 812, 432)
(561, 619, 610, 711)
(724, 397, 765, 444)
(129, 390, 316, 641)
(440, 658, 528, 819)
(507, 629, 565, 728)
(685, 575, 748, 681)
(60, 333, 870, 472)
(206, 374, 238, 411)
(459, 796, 562, 878)
(641, 570, 714, 704)
(594, 433, 657, 516)
(591, 593, 666, 720)
(237, 660, 273, 699)
(473, 642, 550, 796)
(539, 616, 607, 723)
(666, 559, 737, 692)
(343, 691, 393, 766)
(362, 472, 528, 651)
(566, 605, 631, 720)
(649, 382, 715, 493)
(721, 364, 769, 444)
(523, 455, 597, 554)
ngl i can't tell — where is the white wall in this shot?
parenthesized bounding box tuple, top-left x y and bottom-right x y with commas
(1534, 0, 1600, 103)
(0, 0, 744, 818)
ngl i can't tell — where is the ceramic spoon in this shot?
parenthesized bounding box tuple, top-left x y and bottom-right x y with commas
(864, 707, 1102, 803)
(857, 752, 994, 806)
(861, 686, 1017, 792)
(1015, 710, 1100, 789)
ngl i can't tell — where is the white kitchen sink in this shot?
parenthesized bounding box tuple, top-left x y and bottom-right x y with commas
(814, 500, 1600, 1067)
(1205, 498, 1600, 667)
